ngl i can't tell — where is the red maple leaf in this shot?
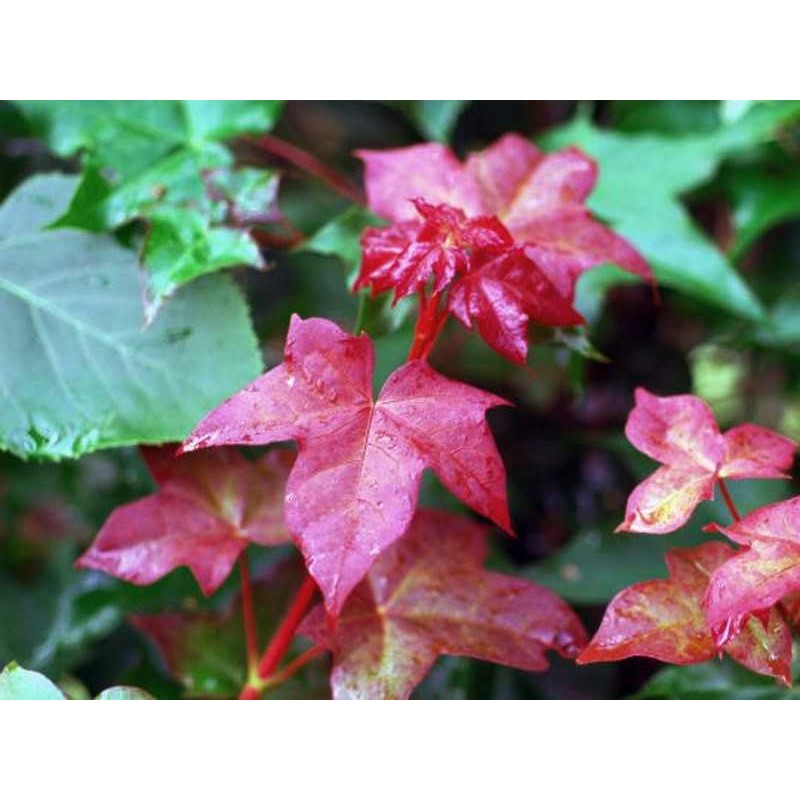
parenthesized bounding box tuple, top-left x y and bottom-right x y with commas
(704, 497, 800, 645)
(356, 198, 513, 302)
(181, 315, 513, 618)
(76, 446, 293, 596)
(618, 388, 796, 533)
(577, 542, 792, 685)
(299, 509, 587, 699)
(357, 133, 651, 300)
(447, 247, 585, 363)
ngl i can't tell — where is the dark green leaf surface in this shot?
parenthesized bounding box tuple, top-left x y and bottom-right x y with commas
(0, 176, 262, 459)
(725, 163, 800, 260)
(636, 658, 800, 699)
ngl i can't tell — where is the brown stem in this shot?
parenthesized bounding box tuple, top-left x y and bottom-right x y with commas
(257, 574, 318, 681)
(247, 134, 364, 205)
(265, 645, 325, 687)
(718, 478, 741, 522)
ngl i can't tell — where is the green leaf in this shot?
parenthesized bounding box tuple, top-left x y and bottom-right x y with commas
(95, 686, 154, 700)
(541, 104, 800, 322)
(725, 162, 800, 259)
(299, 205, 381, 278)
(410, 101, 468, 142)
(609, 101, 721, 136)
(756, 287, 800, 350)
(0, 662, 65, 699)
(17, 101, 283, 303)
(142, 205, 264, 313)
(0, 173, 79, 236)
(0, 176, 262, 460)
(526, 478, 793, 605)
(19, 100, 282, 163)
(635, 658, 800, 699)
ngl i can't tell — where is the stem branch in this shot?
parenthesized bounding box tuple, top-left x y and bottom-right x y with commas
(238, 552, 259, 672)
(247, 134, 364, 205)
(718, 478, 741, 522)
(257, 574, 318, 681)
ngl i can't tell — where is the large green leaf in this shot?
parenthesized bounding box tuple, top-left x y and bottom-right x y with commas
(0, 175, 262, 460)
(542, 103, 800, 322)
(0, 662, 65, 699)
(17, 101, 282, 307)
(0, 173, 79, 236)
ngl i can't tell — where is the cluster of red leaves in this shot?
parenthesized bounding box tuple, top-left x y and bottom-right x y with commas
(580, 388, 798, 684)
(78, 315, 588, 696)
(76, 134, 661, 699)
(355, 134, 652, 363)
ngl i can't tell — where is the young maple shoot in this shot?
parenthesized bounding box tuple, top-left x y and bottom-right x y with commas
(580, 388, 799, 684)
(355, 134, 653, 363)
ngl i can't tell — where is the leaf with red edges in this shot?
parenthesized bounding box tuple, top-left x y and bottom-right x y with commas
(181, 315, 512, 617)
(76, 446, 293, 596)
(356, 199, 513, 302)
(618, 388, 796, 533)
(447, 247, 585, 363)
(299, 509, 587, 699)
(358, 134, 651, 299)
(577, 542, 792, 685)
(704, 497, 800, 644)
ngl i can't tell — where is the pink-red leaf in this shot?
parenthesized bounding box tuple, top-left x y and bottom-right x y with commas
(76, 446, 293, 596)
(181, 315, 512, 618)
(577, 542, 792, 684)
(447, 248, 585, 363)
(704, 497, 800, 644)
(358, 134, 651, 298)
(300, 509, 587, 699)
(618, 388, 796, 533)
(720, 424, 796, 480)
(355, 199, 513, 302)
